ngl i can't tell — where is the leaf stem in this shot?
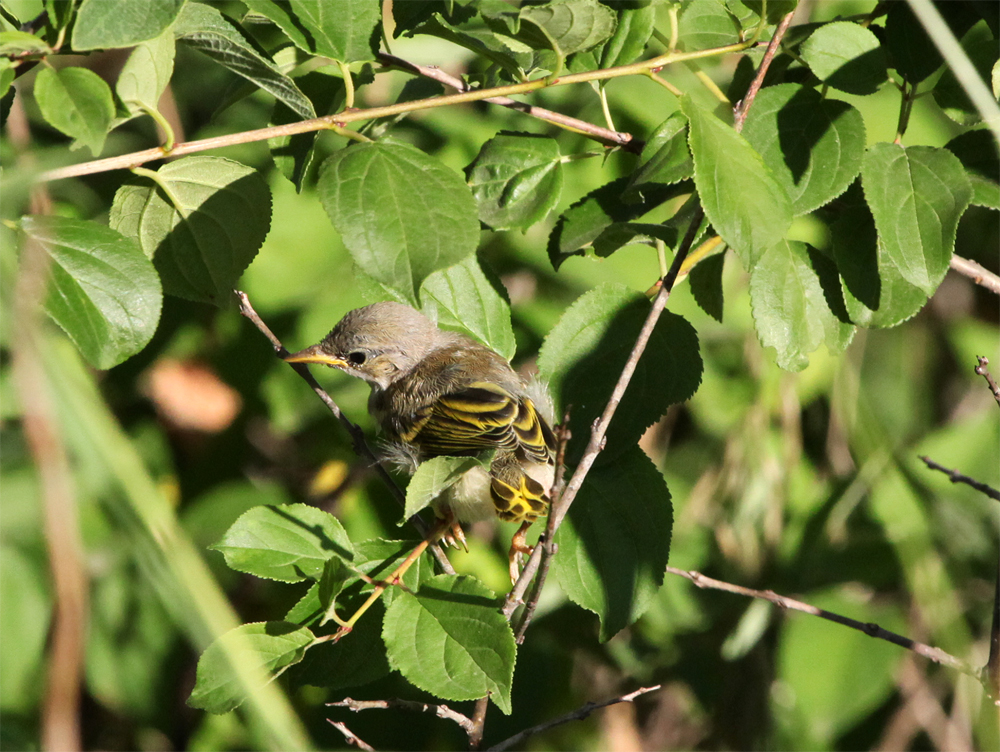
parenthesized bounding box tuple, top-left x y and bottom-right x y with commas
(336, 60, 355, 109)
(130, 166, 188, 217)
(132, 102, 176, 152)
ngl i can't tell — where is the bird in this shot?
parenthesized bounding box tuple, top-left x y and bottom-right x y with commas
(284, 301, 557, 581)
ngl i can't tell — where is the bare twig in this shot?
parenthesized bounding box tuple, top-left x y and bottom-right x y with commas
(919, 456, 1000, 502)
(328, 697, 475, 736)
(665, 566, 983, 681)
(469, 696, 490, 750)
(376, 53, 640, 153)
(950, 255, 1000, 296)
(975, 356, 1000, 407)
(39, 40, 756, 183)
(486, 685, 661, 752)
(327, 720, 376, 751)
(732, 10, 797, 132)
(235, 291, 455, 576)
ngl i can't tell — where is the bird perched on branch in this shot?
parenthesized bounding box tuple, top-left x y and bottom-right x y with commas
(284, 302, 557, 580)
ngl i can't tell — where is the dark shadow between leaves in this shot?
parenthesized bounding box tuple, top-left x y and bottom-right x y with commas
(776, 86, 850, 184)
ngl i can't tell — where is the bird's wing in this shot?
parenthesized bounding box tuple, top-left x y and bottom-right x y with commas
(401, 381, 554, 461)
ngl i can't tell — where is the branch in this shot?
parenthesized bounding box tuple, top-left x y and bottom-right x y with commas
(235, 292, 455, 576)
(39, 40, 756, 183)
(486, 685, 661, 752)
(975, 355, 1000, 407)
(376, 53, 640, 153)
(327, 720, 375, 752)
(732, 10, 797, 132)
(665, 566, 983, 681)
(328, 697, 475, 736)
(918, 456, 1000, 502)
(950, 255, 1000, 296)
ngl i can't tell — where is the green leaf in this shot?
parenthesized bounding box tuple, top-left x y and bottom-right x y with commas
(382, 574, 516, 714)
(741, 84, 866, 215)
(623, 112, 693, 203)
(210, 503, 354, 583)
(678, 0, 740, 52)
(318, 141, 480, 305)
(553, 445, 672, 641)
(412, 12, 533, 80)
(861, 143, 972, 296)
(742, 0, 799, 26)
(548, 176, 682, 269)
(883, 2, 941, 84)
(800, 21, 887, 95)
(116, 29, 176, 116)
(34, 66, 114, 156)
(749, 241, 854, 371)
(592, 222, 678, 258)
(269, 71, 345, 190)
(537, 283, 702, 463)
(831, 185, 928, 329)
(173, 1, 316, 121)
(598, 3, 655, 68)
(420, 254, 516, 360)
(21, 216, 162, 369)
(932, 24, 997, 126)
(403, 455, 485, 520)
(0, 546, 51, 712)
(689, 251, 725, 322)
(465, 132, 564, 231)
(0, 60, 13, 100)
(242, 0, 316, 54)
(72, 0, 185, 50)
(0, 30, 52, 56)
(109, 156, 272, 306)
(944, 129, 1000, 210)
(681, 95, 792, 268)
(287, 0, 380, 63)
(516, 0, 617, 56)
(188, 621, 315, 714)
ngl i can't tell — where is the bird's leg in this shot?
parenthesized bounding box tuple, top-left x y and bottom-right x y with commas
(508, 521, 535, 583)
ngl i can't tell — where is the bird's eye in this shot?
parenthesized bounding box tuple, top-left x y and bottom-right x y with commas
(347, 351, 367, 366)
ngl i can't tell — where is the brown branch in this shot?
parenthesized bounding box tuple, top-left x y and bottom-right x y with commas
(975, 356, 1000, 407)
(327, 720, 375, 751)
(234, 291, 455, 576)
(918, 456, 1000, 502)
(486, 685, 661, 752)
(950, 255, 1000, 296)
(469, 696, 490, 750)
(328, 697, 475, 736)
(39, 40, 755, 183)
(665, 566, 983, 681)
(376, 52, 640, 153)
(732, 10, 797, 132)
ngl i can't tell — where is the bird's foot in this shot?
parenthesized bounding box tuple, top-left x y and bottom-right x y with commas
(508, 521, 535, 583)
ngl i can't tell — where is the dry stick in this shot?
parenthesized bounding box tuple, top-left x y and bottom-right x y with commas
(665, 566, 981, 680)
(486, 685, 662, 752)
(375, 52, 640, 153)
(328, 698, 476, 737)
(918, 456, 1000, 502)
(976, 356, 1000, 407)
(327, 720, 376, 752)
(234, 291, 455, 576)
(39, 40, 755, 183)
(732, 10, 796, 132)
(950, 255, 1000, 296)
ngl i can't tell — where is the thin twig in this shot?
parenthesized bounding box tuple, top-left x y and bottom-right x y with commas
(39, 40, 755, 182)
(486, 685, 662, 752)
(376, 53, 639, 153)
(732, 10, 796, 132)
(328, 697, 475, 736)
(235, 291, 455, 576)
(950, 255, 1000, 296)
(327, 720, 376, 751)
(918, 456, 1000, 501)
(975, 356, 1000, 407)
(665, 566, 983, 681)
(469, 696, 490, 750)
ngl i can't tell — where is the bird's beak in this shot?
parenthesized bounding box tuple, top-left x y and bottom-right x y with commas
(283, 344, 347, 369)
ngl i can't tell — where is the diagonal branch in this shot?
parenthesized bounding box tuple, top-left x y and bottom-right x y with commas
(235, 291, 455, 576)
(327, 720, 375, 751)
(328, 697, 475, 736)
(919, 456, 1000, 502)
(950, 255, 1000, 296)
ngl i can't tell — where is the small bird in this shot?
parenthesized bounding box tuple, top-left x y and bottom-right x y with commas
(284, 302, 557, 580)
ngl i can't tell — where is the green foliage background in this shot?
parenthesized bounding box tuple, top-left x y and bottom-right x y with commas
(1, 0, 998, 750)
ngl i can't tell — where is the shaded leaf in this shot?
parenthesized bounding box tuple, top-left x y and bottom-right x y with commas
(109, 156, 272, 306)
(944, 129, 1000, 210)
(211, 503, 353, 583)
(269, 71, 345, 190)
(553, 445, 672, 641)
(383, 574, 515, 714)
(681, 95, 792, 268)
(318, 141, 480, 304)
(515, 0, 617, 56)
(883, 2, 941, 83)
(598, 3, 655, 68)
(623, 112, 693, 203)
(932, 24, 996, 126)
(678, 0, 740, 51)
(72, 0, 185, 50)
(689, 251, 725, 322)
(288, 0, 380, 63)
(21, 216, 162, 369)
(800, 21, 887, 95)
(116, 30, 176, 116)
(403, 456, 485, 521)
